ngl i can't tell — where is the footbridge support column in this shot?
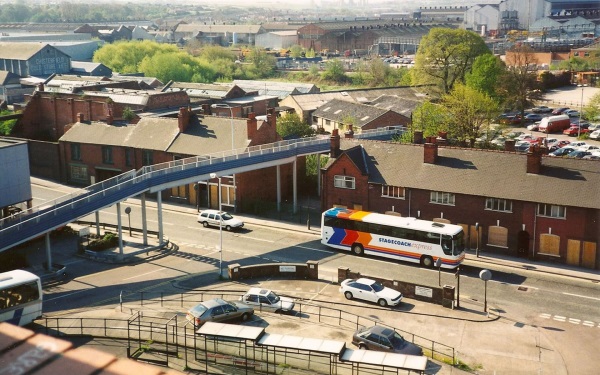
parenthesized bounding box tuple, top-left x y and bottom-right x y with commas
(293, 157, 297, 214)
(45, 233, 52, 271)
(276, 165, 281, 212)
(157, 192, 164, 244)
(116, 202, 124, 255)
(141, 193, 148, 246)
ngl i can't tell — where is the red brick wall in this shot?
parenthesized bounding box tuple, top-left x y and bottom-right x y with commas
(321, 153, 369, 210)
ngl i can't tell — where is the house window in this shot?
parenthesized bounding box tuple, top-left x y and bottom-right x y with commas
(125, 148, 132, 167)
(242, 106, 253, 116)
(430, 191, 455, 205)
(312, 116, 318, 123)
(101, 146, 113, 164)
(71, 143, 81, 161)
(325, 119, 331, 126)
(334, 175, 355, 189)
(381, 185, 405, 199)
(537, 204, 566, 219)
(485, 198, 512, 212)
(142, 150, 153, 166)
(70, 165, 88, 183)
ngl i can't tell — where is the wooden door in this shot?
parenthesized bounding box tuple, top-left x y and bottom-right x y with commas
(566, 239, 580, 266)
(582, 242, 597, 269)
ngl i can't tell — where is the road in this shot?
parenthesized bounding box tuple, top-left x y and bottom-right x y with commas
(30, 180, 600, 326)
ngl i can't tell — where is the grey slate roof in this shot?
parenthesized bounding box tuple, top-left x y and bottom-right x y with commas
(176, 24, 264, 34)
(370, 95, 420, 117)
(338, 140, 600, 210)
(313, 99, 394, 128)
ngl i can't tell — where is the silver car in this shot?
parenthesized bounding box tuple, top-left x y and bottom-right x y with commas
(186, 298, 254, 327)
(240, 288, 295, 312)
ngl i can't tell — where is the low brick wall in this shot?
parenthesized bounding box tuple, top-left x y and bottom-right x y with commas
(338, 267, 451, 305)
(228, 261, 319, 281)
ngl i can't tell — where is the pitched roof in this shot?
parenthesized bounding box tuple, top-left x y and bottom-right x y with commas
(0, 42, 48, 60)
(0, 70, 21, 85)
(313, 99, 394, 128)
(283, 92, 356, 111)
(176, 24, 264, 34)
(336, 139, 600, 210)
(370, 95, 420, 117)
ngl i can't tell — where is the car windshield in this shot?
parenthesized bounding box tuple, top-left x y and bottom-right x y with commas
(388, 331, 407, 348)
(266, 292, 280, 303)
(190, 303, 208, 316)
(221, 213, 233, 220)
(371, 281, 384, 292)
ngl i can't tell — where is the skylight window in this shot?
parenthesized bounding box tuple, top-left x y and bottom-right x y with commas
(334, 110, 342, 114)
(361, 116, 370, 121)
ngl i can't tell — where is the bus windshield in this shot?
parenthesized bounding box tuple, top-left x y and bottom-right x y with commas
(452, 232, 465, 256)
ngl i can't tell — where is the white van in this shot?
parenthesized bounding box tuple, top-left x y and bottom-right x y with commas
(538, 115, 570, 133)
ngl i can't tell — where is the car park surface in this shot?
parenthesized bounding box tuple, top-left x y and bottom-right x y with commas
(340, 278, 403, 307)
(197, 209, 244, 231)
(240, 288, 295, 312)
(186, 298, 254, 327)
(352, 325, 424, 356)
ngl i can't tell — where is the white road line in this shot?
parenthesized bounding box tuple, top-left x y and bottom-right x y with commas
(32, 197, 49, 202)
(539, 313, 551, 319)
(553, 316, 566, 322)
(583, 321, 595, 327)
(242, 236, 275, 243)
(294, 245, 336, 254)
(568, 318, 581, 324)
(45, 289, 89, 301)
(122, 268, 165, 280)
(562, 292, 600, 301)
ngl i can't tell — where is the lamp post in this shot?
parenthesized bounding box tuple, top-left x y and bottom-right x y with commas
(479, 269, 492, 314)
(210, 172, 223, 278)
(124, 206, 132, 237)
(211, 103, 235, 151)
(577, 84, 587, 139)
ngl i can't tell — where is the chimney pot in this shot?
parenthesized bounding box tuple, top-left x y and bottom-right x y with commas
(344, 125, 354, 138)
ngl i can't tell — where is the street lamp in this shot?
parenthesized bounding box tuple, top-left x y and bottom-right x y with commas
(210, 172, 223, 278)
(479, 269, 492, 314)
(577, 84, 587, 139)
(211, 103, 235, 151)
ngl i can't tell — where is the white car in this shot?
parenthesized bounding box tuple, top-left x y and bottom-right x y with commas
(544, 138, 559, 148)
(589, 130, 600, 140)
(569, 141, 587, 149)
(197, 209, 244, 231)
(577, 144, 600, 152)
(340, 278, 402, 307)
(240, 288, 295, 312)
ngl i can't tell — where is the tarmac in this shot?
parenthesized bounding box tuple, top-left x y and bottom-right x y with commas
(27, 195, 600, 375)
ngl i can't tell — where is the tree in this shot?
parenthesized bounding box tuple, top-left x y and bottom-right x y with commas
(411, 101, 450, 137)
(276, 113, 315, 139)
(289, 45, 304, 58)
(498, 45, 543, 122)
(413, 28, 490, 95)
(368, 58, 391, 87)
(583, 92, 600, 121)
(93, 40, 179, 74)
(465, 54, 505, 99)
(244, 48, 277, 78)
(441, 84, 499, 147)
(0, 110, 17, 136)
(322, 59, 348, 83)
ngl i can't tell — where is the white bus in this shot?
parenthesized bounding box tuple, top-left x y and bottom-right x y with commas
(0, 270, 43, 326)
(321, 208, 465, 269)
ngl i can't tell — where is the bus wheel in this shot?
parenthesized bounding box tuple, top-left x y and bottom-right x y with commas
(421, 255, 434, 268)
(352, 244, 364, 256)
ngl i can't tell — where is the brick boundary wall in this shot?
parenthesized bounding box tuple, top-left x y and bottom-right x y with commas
(228, 261, 319, 281)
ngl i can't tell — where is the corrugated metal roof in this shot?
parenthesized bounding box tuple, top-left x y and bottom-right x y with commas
(339, 139, 600, 209)
(0, 42, 47, 60)
(176, 24, 264, 34)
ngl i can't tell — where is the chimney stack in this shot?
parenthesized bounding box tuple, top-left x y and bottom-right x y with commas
(526, 144, 542, 174)
(424, 142, 438, 164)
(330, 129, 341, 158)
(344, 125, 354, 138)
(414, 130, 423, 144)
(504, 139, 516, 152)
(37, 83, 44, 92)
(178, 107, 190, 133)
(202, 104, 211, 115)
(246, 113, 257, 140)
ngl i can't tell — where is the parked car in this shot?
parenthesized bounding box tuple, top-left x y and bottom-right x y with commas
(516, 134, 536, 141)
(526, 123, 539, 131)
(567, 150, 592, 159)
(340, 278, 402, 307)
(551, 107, 570, 115)
(531, 105, 552, 113)
(548, 139, 570, 151)
(589, 130, 600, 140)
(524, 113, 543, 122)
(549, 147, 576, 157)
(186, 298, 254, 327)
(582, 154, 600, 160)
(197, 210, 244, 231)
(569, 141, 587, 149)
(577, 144, 600, 152)
(352, 326, 423, 356)
(490, 136, 506, 147)
(586, 124, 600, 133)
(531, 105, 553, 113)
(240, 288, 295, 312)
(506, 131, 525, 139)
(564, 109, 580, 117)
(514, 140, 531, 153)
(563, 124, 589, 136)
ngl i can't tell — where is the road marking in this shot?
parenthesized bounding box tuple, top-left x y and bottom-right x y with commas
(583, 321, 595, 327)
(45, 289, 89, 301)
(553, 315, 566, 322)
(539, 313, 551, 319)
(562, 292, 600, 301)
(123, 268, 165, 280)
(568, 318, 581, 324)
(242, 236, 275, 243)
(294, 245, 336, 254)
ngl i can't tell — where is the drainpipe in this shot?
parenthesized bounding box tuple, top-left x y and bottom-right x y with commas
(532, 205, 537, 260)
